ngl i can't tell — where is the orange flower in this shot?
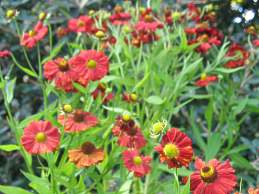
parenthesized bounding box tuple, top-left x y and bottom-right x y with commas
(68, 142, 105, 168)
(248, 187, 259, 194)
(58, 109, 98, 133)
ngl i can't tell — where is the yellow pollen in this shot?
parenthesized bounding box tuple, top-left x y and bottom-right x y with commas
(29, 30, 36, 37)
(200, 166, 215, 179)
(133, 156, 142, 165)
(122, 114, 131, 122)
(163, 143, 179, 158)
(130, 93, 137, 101)
(63, 104, 73, 113)
(87, 59, 97, 69)
(77, 20, 84, 27)
(200, 73, 207, 80)
(35, 132, 47, 143)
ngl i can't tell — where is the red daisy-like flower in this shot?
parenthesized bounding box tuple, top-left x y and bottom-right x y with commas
(123, 149, 151, 177)
(44, 57, 78, 92)
(252, 39, 259, 47)
(118, 126, 146, 149)
(190, 157, 237, 194)
(91, 82, 114, 104)
(224, 43, 250, 68)
(0, 50, 11, 58)
(68, 15, 95, 33)
(195, 73, 218, 87)
(155, 128, 193, 168)
(56, 27, 70, 38)
(135, 8, 163, 32)
(21, 120, 60, 154)
(109, 6, 131, 26)
(187, 2, 201, 22)
(70, 50, 109, 85)
(58, 109, 98, 133)
(112, 115, 146, 149)
(20, 21, 48, 48)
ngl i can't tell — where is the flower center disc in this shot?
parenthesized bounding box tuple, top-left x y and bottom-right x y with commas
(35, 132, 47, 143)
(163, 143, 179, 158)
(77, 20, 84, 27)
(133, 156, 142, 165)
(200, 165, 217, 183)
(58, 59, 69, 71)
(144, 14, 153, 22)
(73, 110, 85, 122)
(81, 142, 96, 155)
(29, 30, 36, 37)
(87, 59, 97, 69)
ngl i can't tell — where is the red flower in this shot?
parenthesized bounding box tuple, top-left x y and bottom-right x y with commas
(0, 50, 11, 58)
(44, 57, 77, 92)
(112, 115, 146, 149)
(190, 157, 237, 194)
(187, 2, 201, 22)
(21, 120, 60, 154)
(68, 15, 94, 33)
(58, 109, 98, 133)
(248, 187, 259, 194)
(109, 12, 131, 25)
(136, 8, 163, 32)
(123, 149, 151, 177)
(253, 39, 259, 47)
(70, 50, 109, 85)
(224, 43, 249, 68)
(195, 74, 218, 87)
(20, 21, 48, 48)
(118, 127, 146, 149)
(91, 83, 114, 104)
(155, 128, 193, 168)
(186, 26, 223, 53)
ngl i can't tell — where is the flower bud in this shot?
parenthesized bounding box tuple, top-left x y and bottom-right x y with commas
(38, 12, 47, 21)
(95, 30, 105, 39)
(63, 104, 73, 113)
(6, 9, 16, 19)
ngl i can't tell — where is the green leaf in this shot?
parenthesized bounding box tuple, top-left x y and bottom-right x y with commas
(101, 75, 121, 83)
(205, 132, 222, 161)
(232, 97, 248, 115)
(215, 67, 244, 74)
(230, 154, 254, 170)
(5, 78, 16, 103)
(119, 174, 133, 194)
(73, 82, 87, 94)
(133, 72, 150, 91)
(22, 171, 52, 194)
(0, 185, 32, 194)
(0, 144, 19, 152)
(145, 95, 164, 105)
(205, 100, 213, 131)
(42, 40, 66, 64)
(181, 177, 190, 194)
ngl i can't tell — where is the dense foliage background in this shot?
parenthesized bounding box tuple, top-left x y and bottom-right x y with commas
(0, 0, 258, 192)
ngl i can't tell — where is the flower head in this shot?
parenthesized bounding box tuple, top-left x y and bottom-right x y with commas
(44, 57, 78, 92)
(224, 43, 249, 68)
(0, 50, 11, 58)
(21, 120, 60, 154)
(68, 15, 95, 33)
(112, 115, 146, 149)
(20, 21, 48, 48)
(70, 50, 109, 85)
(58, 109, 98, 133)
(68, 141, 104, 168)
(190, 157, 237, 194)
(155, 128, 193, 168)
(195, 73, 218, 87)
(109, 6, 131, 26)
(123, 149, 151, 177)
